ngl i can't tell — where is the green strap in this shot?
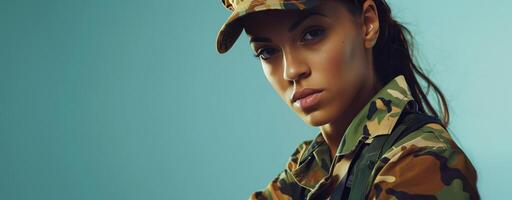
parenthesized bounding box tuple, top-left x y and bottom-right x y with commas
(336, 110, 443, 200)
(346, 135, 388, 200)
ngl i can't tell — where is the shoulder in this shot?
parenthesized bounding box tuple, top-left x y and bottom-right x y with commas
(384, 122, 472, 164)
(370, 122, 479, 199)
(389, 122, 451, 154)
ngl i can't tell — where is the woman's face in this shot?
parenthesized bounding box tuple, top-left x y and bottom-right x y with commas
(241, 1, 379, 126)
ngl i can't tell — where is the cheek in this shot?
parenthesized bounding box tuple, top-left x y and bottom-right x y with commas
(309, 34, 367, 110)
(262, 64, 289, 102)
(312, 39, 355, 84)
(316, 33, 365, 85)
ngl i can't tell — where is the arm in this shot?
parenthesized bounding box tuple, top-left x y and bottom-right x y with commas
(368, 142, 479, 200)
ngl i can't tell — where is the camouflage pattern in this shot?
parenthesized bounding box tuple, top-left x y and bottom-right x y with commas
(216, 0, 321, 53)
(249, 75, 480, 200)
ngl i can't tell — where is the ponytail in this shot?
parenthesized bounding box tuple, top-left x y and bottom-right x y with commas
(344, 0, 450, 126)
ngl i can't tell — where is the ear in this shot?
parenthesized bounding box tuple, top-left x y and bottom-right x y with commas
(360, 0, 380, 49)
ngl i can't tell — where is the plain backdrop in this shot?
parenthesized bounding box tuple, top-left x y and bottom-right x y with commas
(1, 0, 511, 199)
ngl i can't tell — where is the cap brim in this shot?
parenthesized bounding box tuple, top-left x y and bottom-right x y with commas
(216, 12, 243, 54)
(216, 0, 321, 54)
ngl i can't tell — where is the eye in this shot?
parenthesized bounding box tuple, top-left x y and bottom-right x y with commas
(300, 28, 325, 43)
(255, 48, 278, 60)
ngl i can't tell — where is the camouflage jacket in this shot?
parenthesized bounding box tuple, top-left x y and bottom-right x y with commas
(249, 75, 479, 200)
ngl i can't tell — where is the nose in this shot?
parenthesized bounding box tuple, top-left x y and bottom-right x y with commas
(282, 50, 310, 82)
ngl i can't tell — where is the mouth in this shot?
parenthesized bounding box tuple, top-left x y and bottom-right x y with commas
(291, 88, 324, 110)
(291, 88, 323, 103)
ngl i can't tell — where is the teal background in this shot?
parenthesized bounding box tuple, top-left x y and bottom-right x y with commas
(1, 0, 510, 199)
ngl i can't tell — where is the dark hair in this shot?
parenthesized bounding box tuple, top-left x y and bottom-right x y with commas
(342, 0, 450, 126)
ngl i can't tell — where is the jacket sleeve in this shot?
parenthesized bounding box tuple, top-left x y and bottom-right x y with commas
(367, 131, 480, 200)
(249, 141, 311, 200)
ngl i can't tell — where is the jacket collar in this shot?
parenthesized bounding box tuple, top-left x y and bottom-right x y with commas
(291, 75, 414, 190)
(336, 74, 414, 155)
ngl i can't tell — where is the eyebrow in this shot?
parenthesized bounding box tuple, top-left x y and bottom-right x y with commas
(249, 11, 327, 44)
(288, 11, 327, 32)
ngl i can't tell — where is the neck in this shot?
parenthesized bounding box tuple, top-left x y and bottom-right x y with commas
(320, 75, 382, 158)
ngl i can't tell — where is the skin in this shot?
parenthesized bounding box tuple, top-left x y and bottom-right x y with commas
(241, 0, 382, 157)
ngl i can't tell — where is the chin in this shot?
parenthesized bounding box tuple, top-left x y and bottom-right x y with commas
(300, 109, 333, 127)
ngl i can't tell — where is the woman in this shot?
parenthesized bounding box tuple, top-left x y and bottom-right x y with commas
(216, 0, 479, 199)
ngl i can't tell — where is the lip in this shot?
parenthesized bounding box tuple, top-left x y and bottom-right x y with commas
(294, 92, 322, 110)
(291, 88, 324, 103)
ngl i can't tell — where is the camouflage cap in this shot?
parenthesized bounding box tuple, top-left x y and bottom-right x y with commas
(216, 0, 321, 53)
